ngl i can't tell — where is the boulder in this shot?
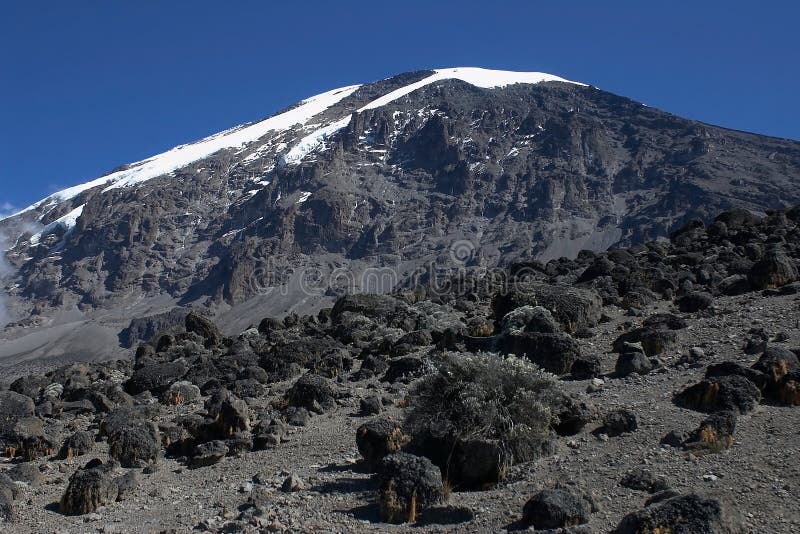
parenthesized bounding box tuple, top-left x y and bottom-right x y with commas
(613, 493, 732, 533)
(620, 467, 670, 493)
(570, 354, 602, 380)
(383, 356, 431, 383)
(285, 373, 336, 413)
(185, 312, 222, 346)
(125, 360, 188, 395)
(493, 284, 602, 333)
(107, 419, 160, 468)
(60, 460, 123, 516)
(751, 346, 800, 399)
(6, 463, 44, 486)
(0, 473, 18, 521)
(162, 381, 201, 405)
(501, 306, 560, 335)
(676, 291, 714, 312)
(356, 419, 410, 472)
(615, 352, 653, 377)
(500, 332, 581, 375)
(207, 389, 251, 437)
(613, 327, 678, 357)
(601, 409, 638, 437)
(704, 362, 768, 390)
(58, 431, 95, 460)
(190, 440, 229, 468)
(252, 419, 288, 451)
(674, 375, 761, 415)
(360, 396, 383, 416)
(0, 391, 36, 457)
(522, 488, 590, 529)
(377, 452, 445, 523)
(748, 250, 798, 290)
(685, 411, 737, 452)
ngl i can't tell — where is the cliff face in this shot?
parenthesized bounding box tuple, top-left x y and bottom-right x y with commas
(1, 68, 799, 358)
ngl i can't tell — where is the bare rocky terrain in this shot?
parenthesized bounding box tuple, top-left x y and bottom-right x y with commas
(1, 68, 799, 366)
(1, 205, 799, 532)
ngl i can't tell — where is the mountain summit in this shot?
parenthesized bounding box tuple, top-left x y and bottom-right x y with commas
(1, 67, 799, 364)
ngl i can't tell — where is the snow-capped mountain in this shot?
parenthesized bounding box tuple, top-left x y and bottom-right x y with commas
(1, 67, 799, 365)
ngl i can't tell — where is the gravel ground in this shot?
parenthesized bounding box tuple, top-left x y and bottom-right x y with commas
(3, 290, 800, 533)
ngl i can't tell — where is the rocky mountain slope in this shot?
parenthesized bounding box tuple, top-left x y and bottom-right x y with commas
(0, 205, 798, 532)
(2, 67, 800, 372)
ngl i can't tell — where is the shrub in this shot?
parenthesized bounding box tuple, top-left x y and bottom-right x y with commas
(404, 351, 562, 485)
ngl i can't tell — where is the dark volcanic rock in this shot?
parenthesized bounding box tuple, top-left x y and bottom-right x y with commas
(499, 331, 581, 375)
(751, 346, 800, 399)
(748, 250, 798, 290)
(676, 291, 714, 312)
(377, 452, 445, 524)
(675, 375, 761, 415)
(522, 488, 590, 529)
(0, 391, 36, 456)
(601, 409, 638, 437)
(58, 431, 95, 460)
(190, 440, 229, 468)
(620, 467, 670, 493)
(615, 352, 653, 377)
(107, 419, 160, 468)
(356, 419, 411, 472)
(286, 373, 336, 413)
(60, 460, 126, 516)
(613, 493, 732, 534)
(493, 284, 602, 334)
(125, 360, 188, 395)
(686, 411, 737, 452)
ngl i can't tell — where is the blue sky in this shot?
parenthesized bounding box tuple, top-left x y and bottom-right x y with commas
(1, 0, 798, 212)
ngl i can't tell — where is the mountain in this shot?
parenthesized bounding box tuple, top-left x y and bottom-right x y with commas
(1, 67, 800, 369)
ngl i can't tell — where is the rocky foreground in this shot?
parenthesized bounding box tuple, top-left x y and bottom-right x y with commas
(1, 206, 800, 533)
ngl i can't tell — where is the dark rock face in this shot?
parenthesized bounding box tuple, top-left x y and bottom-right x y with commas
(522, 488, 590, 529)
(376, 452, 445, 524)
(751, 346, 800, 400)
(615, 352, 653, 377)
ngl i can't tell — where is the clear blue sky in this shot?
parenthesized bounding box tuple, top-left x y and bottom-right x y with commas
(2, 0, 798, 212)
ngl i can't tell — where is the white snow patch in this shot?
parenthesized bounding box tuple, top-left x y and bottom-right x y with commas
(297, 191, 312, 203)
(361, 67, 584, 112)
(280, 117, 351, 166)
(30, 204, 84, 245)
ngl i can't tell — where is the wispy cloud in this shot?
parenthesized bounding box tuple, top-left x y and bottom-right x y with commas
(0, 202, 15, 218)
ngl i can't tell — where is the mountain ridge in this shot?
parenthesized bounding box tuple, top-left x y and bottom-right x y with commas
(1, 66, 799, 368)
